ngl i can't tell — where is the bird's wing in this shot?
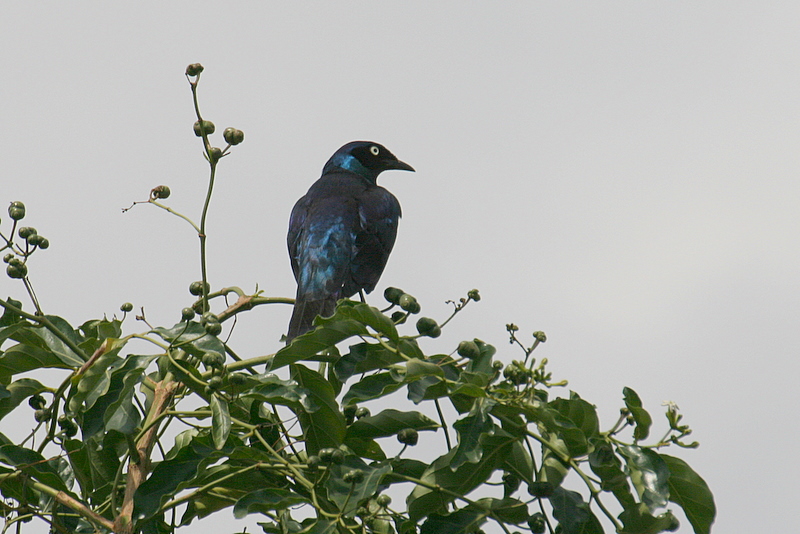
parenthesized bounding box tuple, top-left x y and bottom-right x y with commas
(348, 186, 402, 294)
(293, 196, 360, 301)
(287, 195, 311, 282)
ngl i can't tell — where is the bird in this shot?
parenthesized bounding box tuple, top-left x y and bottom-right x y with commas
(286, 141, 414, 341)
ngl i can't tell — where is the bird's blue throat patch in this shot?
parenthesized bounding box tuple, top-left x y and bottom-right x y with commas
(329, 153, 371, 178)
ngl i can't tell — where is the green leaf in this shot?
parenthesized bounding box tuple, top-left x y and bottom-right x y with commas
(342, 371, 403, 404)
(290, 364, 346, 454)
(451, 398, 496, 469)
(103, 355, 153, 435)
(408, 430, 516, 521)
(153, 321, 225, 361)
(618, 445, 669, 512)
(273, 323, 367, 371)
(468, 497, 529, 524)
(420, 509, 485, 534)
(589, 439, 636, 509)
(210, 395, 231, 450)
(407, 375, 448, 404)
(381, 458, 428, 486)
(8, 316, 86, 367)
(243, 375, 311, 410)
(523, 401, 588, 457)
(502, 439, 534, 486)
(325, 456, 392, 515)
(623, 387, 652, 441)
(134, 445, 206, 521)
(549, 487, 604, 534)
(0, 444, 72, 493)
(405, 358, 445, 379)
(321, 301, 398, 342)
(465, 339, 496, 376)
(0, 342, 72, 379)
(68, 341, 126, 413)
(619, 505, 679, 534)
(550, 397, 600, 442)
(79, 318, 123, 342)
(63, 439, 94, 498)
(85, 431, 125, 505)
(345, 409, 438, 441)
(233, 488, 309, 519)
(539, 442, 570, 488)
(334, 341, 415, 381)
(0, 297, 24, 327)
(344, 437, 386, 461)
(660, 454, 715, 534)
(0, 378, 47, 421)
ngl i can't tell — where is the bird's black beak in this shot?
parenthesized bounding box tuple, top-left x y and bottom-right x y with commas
(388, 159, 415, 172)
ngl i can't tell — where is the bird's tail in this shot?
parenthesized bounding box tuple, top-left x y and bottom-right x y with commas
(286, 296, 337, 342)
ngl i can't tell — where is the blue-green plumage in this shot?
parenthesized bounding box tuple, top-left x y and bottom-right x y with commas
(286, 141, 413, 341)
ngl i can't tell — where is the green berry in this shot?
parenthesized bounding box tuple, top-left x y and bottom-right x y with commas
(343, 469, 365, 484)
(502, 472, 520, 494)
(397, 428, 419, 446)
(7, 263, 27, 279)
(150, 185, 171, 199)
(34, 408, 51, 423)
(18, 227, 36, 239)
(383, 287, 404, 305)
(189, 280, 209, 296)
(376, 494, 391, 507)
(8, 201, 25, 221)
(202, 352, 224, 368)
(37, 238, 49, 249)
(390, 311, 406, 323)
(3, 253, 14, 263)
(27, 234, 43, 246)
(492, 360, 504, 371)
(319, 447, 345, 464)
(532, 331, 547, 343)
(527, 481, 554, 498)
(398, 294, 420, 314)
(467, 289, 480, 301)
(181, 307, 195, 321)
(208, 147, 223, 162)
(318, 448, 336, 462)
(120, 302, 133, 313)
(28, 394, 46, 410)
(527, 513, 546, 534)
(457, 340, 481, 359)
(58, 415, 78, 437)
(185, 63, 204, 76)
(204, 322, 222, 336)
(223, 127, 244, 145)
(355, 407, 370, 419)
(228, 373, 247, 386)
(207, 376, 223, 390)
(343, 404, 358, 425)
(193, 120, 215, 137)
(201, 311, 219, 324)
(665, 515, 680, 532)
(415, 317, 439, 337)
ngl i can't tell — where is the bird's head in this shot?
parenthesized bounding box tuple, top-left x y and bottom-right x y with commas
(323, 141, 414, 183)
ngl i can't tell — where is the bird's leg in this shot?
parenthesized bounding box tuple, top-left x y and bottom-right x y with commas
(359, 290, 366, 302)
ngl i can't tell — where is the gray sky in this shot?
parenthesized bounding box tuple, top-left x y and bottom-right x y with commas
(3, 2, 799, 533)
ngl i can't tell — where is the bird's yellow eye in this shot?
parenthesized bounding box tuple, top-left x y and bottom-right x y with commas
(370, 146, 380, 156)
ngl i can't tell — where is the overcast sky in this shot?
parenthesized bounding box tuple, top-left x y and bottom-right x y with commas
(3, 2, 799, 533)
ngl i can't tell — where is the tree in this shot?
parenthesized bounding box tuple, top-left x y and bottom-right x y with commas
(0, 65, 715, 534)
